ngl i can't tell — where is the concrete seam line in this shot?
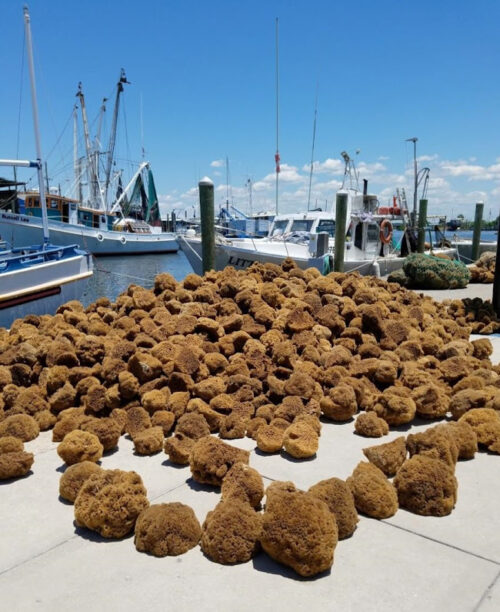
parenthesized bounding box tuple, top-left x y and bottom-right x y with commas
(472, 567, 500, 612)
(149, 480, 191, 501)
(0, 533, 79, 578)
(380, 520, 500, 566)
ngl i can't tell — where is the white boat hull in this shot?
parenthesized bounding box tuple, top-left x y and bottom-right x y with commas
(0, 212, 178, 255)
(178, 235, 456, 277)
(0, 248, 93, 329)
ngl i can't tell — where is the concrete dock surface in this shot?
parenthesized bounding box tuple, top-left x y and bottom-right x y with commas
(1, 332, 500, 611)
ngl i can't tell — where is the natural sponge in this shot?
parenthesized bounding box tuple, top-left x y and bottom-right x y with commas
(57, 430, 103, 465)
(362, 436, 407, 477)
(135, 503, 201, 557)
(189, 436, 250, 486)
(59, 461, 102, 503)
(282, 421, 319, 458)
(133, 426, 164, 455)
(221, 462, 264, 508)
(201, 499, 262, 564)
(0, 451, 34, 480)
(347, 462, 398, 519)
(308, 478, 358, 540)
(0, 436, 24, 454)
(260, 486, 338, 577)
(74, 469, 149, 538)
(0, 414, 40, 442)
(354, 412, 389, 438)
(394, 455, 458, 516)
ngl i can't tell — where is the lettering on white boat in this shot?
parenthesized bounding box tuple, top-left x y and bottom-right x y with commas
(1, 213, 30, 223)
(228, 256, 254, 268)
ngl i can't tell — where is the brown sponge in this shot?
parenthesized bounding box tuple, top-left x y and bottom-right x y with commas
(57, 430, 103, 465)
(260, 486, 337, 577)
(0, 414, 40, 442)
(308, 478, 358, 540)
(362, 436, 407, 477)
(59, 461, 102, 503)
(347, 461, 398, 519)
(406, 428, 458, 468)
(320, 383, 357, 421)
(412, 383, 449, 419)
(151, 411, 176, 436)
(80, 418, 121, 452)
(133, 426, 164, 455)
(255, 424, 285, 453)
(282, 421, 318, 458)
(221, 462, 264, 508)
(201, 499, 262, 564)
(74, 469, 149, 538)
(135, 503, 201, 557)
(189, 436, 250, 486)
(372, 387, 416, 426)
(459, 408, 500, 452)
(435, 422, 478, 460)
(394, 455, 458, 516)
(0, 436, 24, 454)
(164, 433, 195, 465)
(354, 412, 389, 438)
(0, 451, 34, 480)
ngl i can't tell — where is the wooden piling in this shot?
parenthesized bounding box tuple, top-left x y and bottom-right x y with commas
(199, 177, 215, 273)
(471, 201, 484, 262)
(417, 198, 428, 253)
(493, 212, 500, 316)
(333, 192, 348, 272)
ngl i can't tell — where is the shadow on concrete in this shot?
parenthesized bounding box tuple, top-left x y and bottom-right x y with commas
(186, 477, 219, 494)
(0, 470, 33, 484)
(252, 551, 331, 581)
(279, 450, 317, 463)
(161, 459, 187, 470)
(73, 523, 133, 543)
(58, 494, 73, 506)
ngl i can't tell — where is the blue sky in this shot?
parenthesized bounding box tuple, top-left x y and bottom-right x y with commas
(1, 0, 500, 220)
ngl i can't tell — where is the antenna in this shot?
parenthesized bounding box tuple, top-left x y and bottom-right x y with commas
(307, 83, 319, 211)
(274, 17, 280, 215)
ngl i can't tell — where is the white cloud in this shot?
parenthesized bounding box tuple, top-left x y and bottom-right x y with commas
(210, 159, 224, 168)
(302, 158, 344, 174)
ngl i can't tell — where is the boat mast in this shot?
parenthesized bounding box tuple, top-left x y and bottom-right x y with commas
(23, 6, 49, 246)
(94, 97, 107, 189)
(105, 69, 129, 209)
(406, 136, 418, 226)
(307, 84, 319, 211)
(76, 82, 98, 208)
(274, 17, 280, 215)
(73, 104, 83, 202)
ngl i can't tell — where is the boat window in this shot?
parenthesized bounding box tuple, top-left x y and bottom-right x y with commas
(272, 220, 288, 234)
(316, 219, 335, 237)
(368, 223, 379, 241)
(290, 219, 313, 232)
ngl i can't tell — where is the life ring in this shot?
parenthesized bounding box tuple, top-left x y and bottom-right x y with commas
(379, 219, 393, 244)
(120, 236, 126, 245)
(96, 233, 104, 242)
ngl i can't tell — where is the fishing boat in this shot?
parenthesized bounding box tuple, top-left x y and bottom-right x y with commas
(0, 68, 178, 255)
(0, 7, 92, 329)
(178, 153, 456, 277)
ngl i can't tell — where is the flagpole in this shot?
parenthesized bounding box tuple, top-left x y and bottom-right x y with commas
(275, 17, 280, 215)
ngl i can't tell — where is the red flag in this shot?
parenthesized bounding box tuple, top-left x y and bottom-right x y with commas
(275, 152, 281, 173)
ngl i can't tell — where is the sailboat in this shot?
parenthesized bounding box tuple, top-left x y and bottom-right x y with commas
(0, 65, 178, 255)
(0, 7, 92, 329)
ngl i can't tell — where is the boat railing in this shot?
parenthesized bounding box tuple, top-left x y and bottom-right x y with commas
(0, 244, 81, 272)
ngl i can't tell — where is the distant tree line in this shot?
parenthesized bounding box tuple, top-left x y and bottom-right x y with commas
(455, 214, 499, 230)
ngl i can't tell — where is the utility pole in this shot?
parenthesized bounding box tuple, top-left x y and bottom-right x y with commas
(406, 137, 418, 227)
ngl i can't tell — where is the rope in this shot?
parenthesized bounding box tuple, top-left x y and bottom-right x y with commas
(93, 265, 154, 285)
(178, 234, 202, 261)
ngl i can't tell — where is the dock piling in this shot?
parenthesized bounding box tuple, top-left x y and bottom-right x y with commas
(471, 201, 484, 262)
(417, 198, 428, 253)
(493, 212, 500, 316)
(199, 176, 215, 273)
(333, 192, 348, 272)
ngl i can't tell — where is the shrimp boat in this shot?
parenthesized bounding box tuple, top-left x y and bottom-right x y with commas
(178, 154, 456, 276)
(0, 8, 92, 329)
(0, 69, 178, 256)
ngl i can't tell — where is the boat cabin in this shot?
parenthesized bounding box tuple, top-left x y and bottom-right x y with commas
(19, 192, 117, 231)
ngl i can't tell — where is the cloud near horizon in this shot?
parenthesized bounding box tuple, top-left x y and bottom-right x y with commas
(159, 153, 500, 220)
